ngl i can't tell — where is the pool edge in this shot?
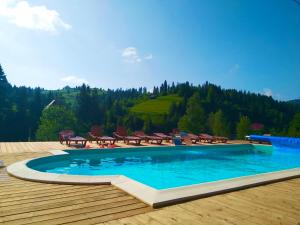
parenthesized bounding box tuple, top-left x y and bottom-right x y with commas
(7, 157, 300, 208)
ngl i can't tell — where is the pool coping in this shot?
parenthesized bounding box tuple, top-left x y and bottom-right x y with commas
(7, 145, 300, 208)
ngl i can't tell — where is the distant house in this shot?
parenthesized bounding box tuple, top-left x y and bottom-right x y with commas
(251, 123, 264, 131)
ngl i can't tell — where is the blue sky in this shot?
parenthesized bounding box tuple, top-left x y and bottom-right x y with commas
(0, 0, 299, 100)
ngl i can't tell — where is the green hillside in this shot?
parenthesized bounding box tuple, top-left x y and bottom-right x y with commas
(130, 95, 182, 115)
(43, 88, 79, 108)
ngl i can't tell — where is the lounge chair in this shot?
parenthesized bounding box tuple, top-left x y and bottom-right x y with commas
(133, 131, 163, 144)
(88, 125, 116, 144)
(199, 133, 228, 143)
(153, 133, 173, 142)
(184, 133, 201, 144)
(67, 136, 87, 147)
(213, 136, 228, 143)
(171, 129, 200, 144)
(59, 130, 75, 144)
(59, 130, 87, 147)
(113, 127, 142, 145)
(199, 133, 215, 143)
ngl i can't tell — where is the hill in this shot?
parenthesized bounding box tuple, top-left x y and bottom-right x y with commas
(43, 88, 79, 107)
(130, 95, 182, 126)
(130, 95, 182, 115)
(289, 99, 300, 105)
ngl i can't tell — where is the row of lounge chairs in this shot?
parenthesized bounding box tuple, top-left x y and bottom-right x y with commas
(59, 126, 228, 148)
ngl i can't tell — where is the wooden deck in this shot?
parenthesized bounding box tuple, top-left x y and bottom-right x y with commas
(102, 179, 300, 225)
(0, 142, 72, 153)
(0, 151, 152, 225)
(0, 142, 299, 225)
(0, 141, 173, 154)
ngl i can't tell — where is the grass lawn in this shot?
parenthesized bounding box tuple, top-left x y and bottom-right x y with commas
(130, 95, 182, 115)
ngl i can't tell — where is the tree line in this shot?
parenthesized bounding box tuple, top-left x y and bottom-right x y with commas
(0, 64, 300, 141)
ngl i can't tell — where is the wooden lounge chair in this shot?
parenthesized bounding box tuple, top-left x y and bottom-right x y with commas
(153, 133, 173, 142)
(59, 130, 87, 147)
(88, 125, 116, 144)
(213, 136, 228, 143)
(172, 129, 200, 144)
(113, 127, 142, 145)
(133, 131, 163, 145)
(199, 133, 215, 143)
(67, 136, 87, 147)
(185, 133, 200, 144)
(59, 130, 75, 144)
(199, 133, 228, 143)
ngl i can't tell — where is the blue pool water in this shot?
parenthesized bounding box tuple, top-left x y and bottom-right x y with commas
(27, 144, 300, 190)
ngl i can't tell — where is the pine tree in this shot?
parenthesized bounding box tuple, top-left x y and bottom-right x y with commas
(36, 106, 77, 141)
(14, 87, 30, 140)
(0, 64, 8, 83)
(0, 64, 12, 141)
(143, 116, 153, 134)
(29, 88, 43, 140)
(178, 92, 206, 133)
(210, 110, 230, 137)
(288, 112, 300, 137)
(236, 116, 251, 139)
(76, 84, 103, 130)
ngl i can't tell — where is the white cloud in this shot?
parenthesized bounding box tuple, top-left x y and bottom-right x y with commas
(229, 64, 240, 74)
(0, 0, 71, 32)
(61, 76, 88, 85)
(121, 47, 141, 63)
(262, 88, 272, 97)
(121, 47, 153, 63)
(144, 54, 153, 60)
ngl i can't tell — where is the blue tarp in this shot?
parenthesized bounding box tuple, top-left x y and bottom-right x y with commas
(249, 135, 300, 150)
(249, 135, 271, 143)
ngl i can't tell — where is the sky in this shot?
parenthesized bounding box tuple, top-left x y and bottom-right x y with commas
(0, 0, 299, 100)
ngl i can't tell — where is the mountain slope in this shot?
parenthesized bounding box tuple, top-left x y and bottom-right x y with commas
(288, 99, 300, 105)
(130, 95, 182, 115)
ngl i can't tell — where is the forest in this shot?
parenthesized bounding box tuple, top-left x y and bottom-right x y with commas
(0, 64, 300, 142)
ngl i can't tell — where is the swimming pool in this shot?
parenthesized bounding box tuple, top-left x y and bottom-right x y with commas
(26, 144, 300, 190)
(8, 144, 300, 207)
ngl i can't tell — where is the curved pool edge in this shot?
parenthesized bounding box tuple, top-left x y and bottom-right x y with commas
(7, 157, 300, 208)
(7, 159, 120, 184)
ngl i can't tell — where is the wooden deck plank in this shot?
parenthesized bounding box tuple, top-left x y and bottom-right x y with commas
(230, 190, 300, 212)
(61, 204, 152, 225)
(0, 186, 113, 205)
(1, 197, 139, 224)
(0, 143, 3, 153)
(4, 142, 12, 154)
(19, 142, 28, 152)
(0, 189, 123, 212)
(128, 213, 164, 225)
(147, 205, 209, 225)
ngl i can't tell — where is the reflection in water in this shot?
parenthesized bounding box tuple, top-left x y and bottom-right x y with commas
(68, 150, 243, 169)
(89, 158, 101, 167)
(71, 159, 86, 167)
